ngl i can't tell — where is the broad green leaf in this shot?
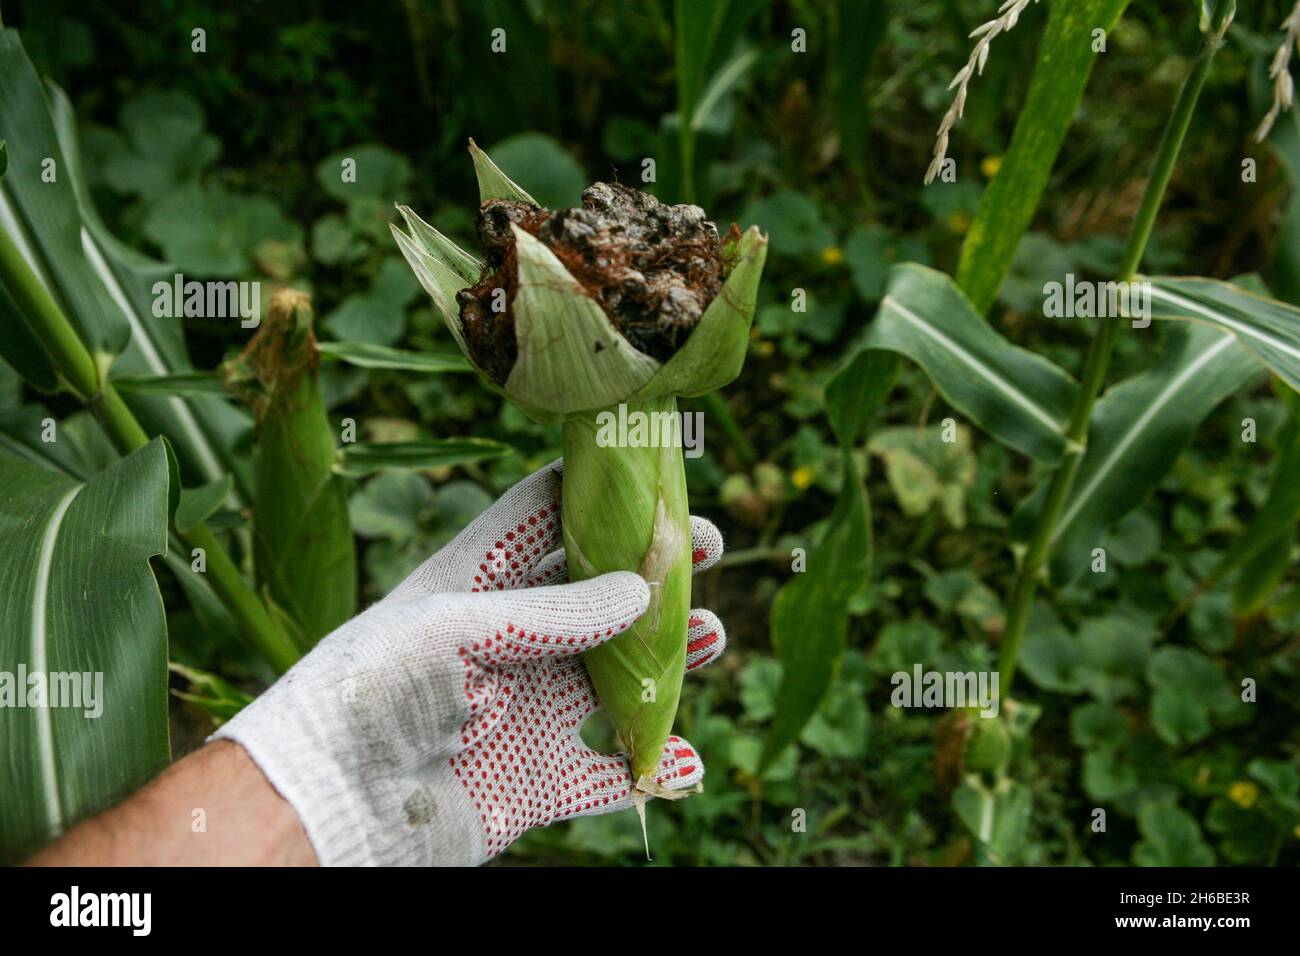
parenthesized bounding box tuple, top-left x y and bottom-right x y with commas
(1146, 275, 1300, 391)
(760, 337, 886, 769)
(101, 90, 220, 202)
(825, 349, 898, 446)
(175, 475, 234, 533)
(1147, 646, 1237, 747)
(760, 446, 869, 771)
(956, 0, 1133, 315)
(1132, 802, 1216, 866)
(865, 264, 1078, 463)
(0, 29, 128, 357)
(335, 437, 510, 478)
(48, 83, 251, 494)
(321, 257, 421, 346)
(1015, 324, 1260, 585)
(315, 339, 472, 374)
(142, 183, 302, 277)
(110, 371, 225, 397)
(315, 144, 412, 204)
(737, 190, 835, 259)
(0, 440, 171, 863)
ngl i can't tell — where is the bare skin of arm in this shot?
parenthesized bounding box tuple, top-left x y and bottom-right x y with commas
(26, 740, 317, 866)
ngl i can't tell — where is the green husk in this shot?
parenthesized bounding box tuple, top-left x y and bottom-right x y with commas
(562, 395, 692, 784)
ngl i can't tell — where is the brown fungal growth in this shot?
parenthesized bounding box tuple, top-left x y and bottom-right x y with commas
(457, 182, 738, 385)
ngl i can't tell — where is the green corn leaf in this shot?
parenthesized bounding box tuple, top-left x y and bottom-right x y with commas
(865, 264, 1078, 463)
(956, 0, 1132, 315)
(833, 0, 889, 183)
(175, 475, 234, 534)
(0, 30, 129, 359)
(47, 82, 250, 494)
(1192, 408, 1300, 604)
(759, 348, 890, 770)
(335, 437, 510, 478)
(1014, 324, 1261, 586)
(168, 662, 252, 725)
(110, 371, 226, 397)
(1232, 532, 1292, 617)
(1146, 276, 1300, 392)
(0, 439, 171, 863)
(315, 339, 472, 374)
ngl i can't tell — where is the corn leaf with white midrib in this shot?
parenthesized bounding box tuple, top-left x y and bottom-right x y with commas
(1145, 275, 1300, 392)
(864, 263, 1079, 464)
(1012, 324, 1261, 586)
(0, 440, 171, 863)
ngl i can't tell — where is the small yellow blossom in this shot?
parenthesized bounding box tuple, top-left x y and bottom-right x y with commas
(948, 209, 972, 234)
(791, 465, 816, 490)
(1228, 781, 1259, 809)
(820, 245, 844, 266)
(981, 155, 1003, 178)
(754, 340, 776, 358)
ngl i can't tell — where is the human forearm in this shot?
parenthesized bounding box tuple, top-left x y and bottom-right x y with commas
(26, 740, 317, 866)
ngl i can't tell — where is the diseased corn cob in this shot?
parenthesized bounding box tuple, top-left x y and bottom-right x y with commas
(392, 141, 766, 790)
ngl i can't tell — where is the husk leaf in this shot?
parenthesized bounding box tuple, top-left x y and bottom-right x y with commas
(504, 224, 661, 415)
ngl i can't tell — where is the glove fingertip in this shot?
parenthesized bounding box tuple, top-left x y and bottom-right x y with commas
(689, 516, 724, 573)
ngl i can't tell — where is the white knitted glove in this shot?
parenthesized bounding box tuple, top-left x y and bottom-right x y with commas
(215, 461, 727, 866)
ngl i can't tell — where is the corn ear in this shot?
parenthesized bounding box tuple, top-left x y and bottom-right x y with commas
(562, 396, 692, 784)
(392, 141, 769, 797)
(222, 289, 356, 649)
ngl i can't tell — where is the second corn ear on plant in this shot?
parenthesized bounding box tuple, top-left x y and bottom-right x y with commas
(392, 142, 767, 793)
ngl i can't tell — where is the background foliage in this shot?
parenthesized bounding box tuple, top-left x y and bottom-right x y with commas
(3, 0, 1299, 865)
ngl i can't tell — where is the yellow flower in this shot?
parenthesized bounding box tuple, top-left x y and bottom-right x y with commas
(754, 340, 776, 358)
(981, 155, 1003, 178)
(1228, 781, 1259, 809)
(791, 465, 816, 490)
(820, 245, 844, 266)
(948, 209, 972, 234)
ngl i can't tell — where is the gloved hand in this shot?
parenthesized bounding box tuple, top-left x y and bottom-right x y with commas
(214, 461, 727, 866)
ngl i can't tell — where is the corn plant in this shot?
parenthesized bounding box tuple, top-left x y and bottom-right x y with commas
(0, 29, 508, 861)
